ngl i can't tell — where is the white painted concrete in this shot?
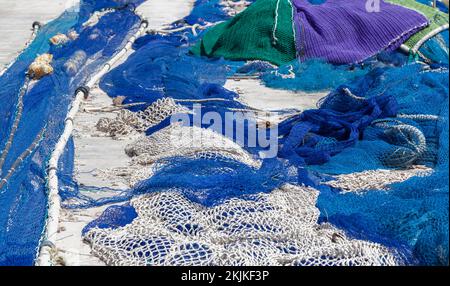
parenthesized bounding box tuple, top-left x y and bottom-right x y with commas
(0, 0, 71, 67)
(225, 78, 326, 112)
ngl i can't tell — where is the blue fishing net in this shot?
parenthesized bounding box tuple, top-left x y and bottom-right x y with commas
(5, 0, 442, 266)
(132, 157, 297, 207)
(419, 31, 449, 64)
(98, 3, 277, 151)
(78, 0, 448, 266)
(98, 33, 258, 149)
(99, 36, 235, 110)
(67, 156, 297, 209)
(99, 1, 248, 111)
(185, 0, 250, 25)
(260, 51, 412, 92)
(262, 38, 448, 93)
(310, 65, 447, 172)
(0, 0, 142, 265)
(311, 64, 449, 265)
(277, 90, 398, 166)
(83, 0, 145, 11)
(83, 205, 138, 235)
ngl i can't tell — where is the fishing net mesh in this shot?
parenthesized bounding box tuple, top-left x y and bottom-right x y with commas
(190, 0, 297, 66)
(0, 0, 143, 265)
(125, 125, 260, 168)
(55, 0, 447, 266)
(387, 0, 449, 49)
(323, 166, 433, 194)
(97, 125, 261, 188)
(84, 184, 402, 266)
(96, 98, 188, 137)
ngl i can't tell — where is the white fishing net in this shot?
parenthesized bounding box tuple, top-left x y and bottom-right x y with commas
(94, 165, 154, 189)
(324, 166, 433, 194)
(96, 124, 260, 187)
(221, 0, 253, 16)
(96, 98, 188, 138)
(84, 184, 403, 266)
(125, 125, 261, 167)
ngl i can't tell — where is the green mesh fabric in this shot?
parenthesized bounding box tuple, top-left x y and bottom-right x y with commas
(190, 0, 297, 66)
(387, 0, 449, 50)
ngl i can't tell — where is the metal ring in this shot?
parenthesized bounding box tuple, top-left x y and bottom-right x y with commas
(64, 117, 74, 124)
(32, 21, 42, 30)
(47, 166, 58, 172)
(40, 240, 56, 250)
(141, 19, 149, 28)
(75, 86, 90, 99)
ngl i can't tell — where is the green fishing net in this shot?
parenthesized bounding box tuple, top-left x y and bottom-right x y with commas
(191, 0, 297, 66)
(387, 0, 449, 50)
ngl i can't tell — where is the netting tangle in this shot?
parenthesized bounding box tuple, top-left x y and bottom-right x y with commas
(0, 0, 144, 265)
(83, 185, 405, 266)
(260, 52, 411, 92)
(124, 125, 261, 170)
(51, 0, 449, 266)
(192, 0, 448, 66)
(310, 64, 449, 266)
(277, 90, 399, 166)
(96, 124, 262, 188)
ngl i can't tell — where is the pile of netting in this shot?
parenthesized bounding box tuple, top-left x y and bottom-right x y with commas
(310, 64, 449, 266)
(191, 0, 297, 66)
(0, 0, 144, 265)
(277, 90, 398, 166)
(99, 35, 238, 109)
(259, 51, 410, 92)
(83, 185, 406, 266)
(55, 0, 448, 266)
(192, 0, 449, 66)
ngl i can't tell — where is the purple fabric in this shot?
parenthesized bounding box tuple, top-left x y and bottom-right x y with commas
(292, 0, 429, 64)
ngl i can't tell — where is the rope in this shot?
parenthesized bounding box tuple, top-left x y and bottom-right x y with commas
(0, 127, 46, 190)
(147, 22, 216, 37)
(36, 11, 150, 266)
(0, 76, 31, 176)
(398, 114, 440, 121)
(272, 0, 281, 45)
(342, 87, 366, 100)
(412, 23, 450, 53)
(371, 118, 428, 168)
(83, 102, 147, 113)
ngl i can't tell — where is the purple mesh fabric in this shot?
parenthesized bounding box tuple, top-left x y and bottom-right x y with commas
(292, 0, 429, 63)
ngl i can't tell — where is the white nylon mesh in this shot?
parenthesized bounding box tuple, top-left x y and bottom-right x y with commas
(84, 184, 402, 266)
(96, 124, 260, 187)
(96, 98, 187, 138)
(221, 0, 252, 16)
(324, 166, 433, 193)
(125, 125, 261, 167)
(94, 165, 154, 188)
